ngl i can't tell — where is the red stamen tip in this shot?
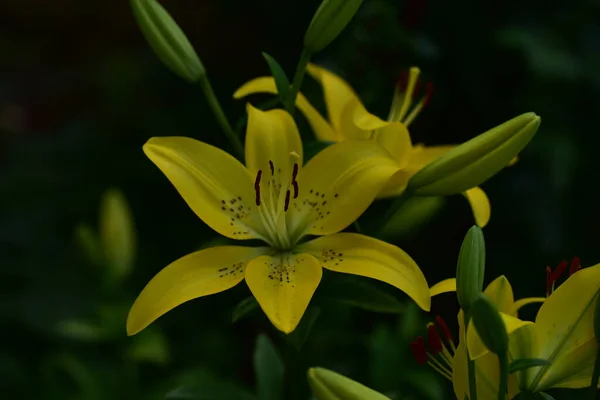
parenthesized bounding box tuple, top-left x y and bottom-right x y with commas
(395, 70, 409, 92)
(427, 324, 443, 354)
(435, 315, 454, 344)
(422, 82, 434, 107)
(569, 256, 581, 276)
(410, 336, 428, 365)
(554, 260, 568, 279)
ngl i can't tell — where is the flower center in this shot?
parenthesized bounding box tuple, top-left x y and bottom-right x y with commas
(387, 66, 433, 127)
(252, 155, 300, 250)
(410, 316, 456, 381)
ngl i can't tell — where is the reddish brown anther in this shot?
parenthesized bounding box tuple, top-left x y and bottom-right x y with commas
(254, 170, 262, 206)
(569, 256, 581, 276)
(427, 324, 443, 354)
(546, 259, 571, 295)
(410, 336, 428, 365)
(396, 70, 409, 92)
(422, 82, 434, 107)
(435, 315, 454, 345)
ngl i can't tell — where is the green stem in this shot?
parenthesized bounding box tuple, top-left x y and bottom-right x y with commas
(198, 76, 244, 159)
(464, 310, 478, 400)
(497, 351, 508, 400)
(284, 48, 312, 115)
(590, 346, 600, 399)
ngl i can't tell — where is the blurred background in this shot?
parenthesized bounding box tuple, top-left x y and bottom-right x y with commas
(1, 0, 598, 398)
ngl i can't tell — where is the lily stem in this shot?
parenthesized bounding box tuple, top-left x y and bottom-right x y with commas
(497, 351, 508, 400)
(464, 310, 478, 400)
(198, 75, 245, 160)
(284, 48, 312, 115)
(376, 190, 412, 239)
(590, 346, 600, 399)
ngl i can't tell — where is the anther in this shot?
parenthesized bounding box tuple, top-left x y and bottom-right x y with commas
(435, 316, 454, 345)
(422, 82, 434, 108)
(291, 162, 299, 182)
(254, 170, 262, 206)
(268, 160, 274, 175)
(396, 70, 409, 92)
(292, 181, 299, 199)
(569, 256, 581, 276)
(410, 336, 428, 365)
(284, 189, 291, 212)
(427, 324, 443, 354)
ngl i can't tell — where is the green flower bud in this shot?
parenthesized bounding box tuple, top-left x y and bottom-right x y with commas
(130, 0, 205, 82)
(304, 0, 364, 53)
(456, 226, 485, 311)
(594, 292, 600, 344)
(308, 367, 390, 400)
(471, 293, 509, 356)
(74, 223, 103, 267)
(100, 188, 136, 282)
(407, 112, 541, 196)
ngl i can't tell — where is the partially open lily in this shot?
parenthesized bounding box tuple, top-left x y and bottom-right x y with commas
(234, 65, 515, 227)
(127, 105, 431, 335)
(413, 276, 545, 399)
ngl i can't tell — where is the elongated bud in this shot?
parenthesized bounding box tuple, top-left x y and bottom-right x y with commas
(100, 188, 136, 282)
(304, 0, 364, 53)
(75, 223, 103, 267)
(131, 0, 205, 82)
(407, 113, 541, 196)
(471, 293, 509, 356)
(307, 367, 390, 400)
(456, 226, 486, 311)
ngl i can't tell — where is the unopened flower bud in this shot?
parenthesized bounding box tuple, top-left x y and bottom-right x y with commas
(456, 226, 486, 311)
(308, 367, 390, 400)
(471, 293, 509, 356)
(304, 0, 364, 53)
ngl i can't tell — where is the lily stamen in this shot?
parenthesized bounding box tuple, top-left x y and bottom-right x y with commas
(411, 316, 456, 382)
(388, 67, 433, 127)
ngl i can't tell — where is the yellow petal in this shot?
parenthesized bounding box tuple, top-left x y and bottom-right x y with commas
(306, 63, 361, 135)
(541, 338, 598, 389)
(126, 246, 268, 335)
(430, 278, 456, 297)
(452, 341, 520, 400)
(463, 187, 491, 228)
(467, 312, 532, 360)
(297, 233, 430, 311)
(143, 137, 267, 241)
(245, 105, 303, 176)
(233, 77, 340, 142)
(348, 99, 413, 166)
(245, 253, 322, 333)
(407, 144, 456, 172)
(509, 324, 542, 390)
(289, 140, 398, 237)
(528, 263, 600, 391)
(512, 297, 545, 315)
(483, 275, 515, 315)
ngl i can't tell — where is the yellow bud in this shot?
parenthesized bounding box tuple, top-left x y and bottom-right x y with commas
(130, 0, 205, 82)
(304, 0, 364, 53)
(408, 112, 541, 196)
(100, 188, 136, 282)
(308, 367, 390, 400)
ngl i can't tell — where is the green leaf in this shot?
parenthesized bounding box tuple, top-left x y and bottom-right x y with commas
(167, 369, 256, 400)
(538, 393, 556, 400)
(55, 319, 106, 342)
(507, 358, 551, 374)
(261, 52, 290, 104)
(232, 296, 260, 323)
(325, 278, 405, 313)
(253, 335, 284, 400)
(286, 306, 321, 351)
(127, 327, 170, 365)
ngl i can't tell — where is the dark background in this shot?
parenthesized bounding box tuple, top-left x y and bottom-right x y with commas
(1, 0, 598, 398)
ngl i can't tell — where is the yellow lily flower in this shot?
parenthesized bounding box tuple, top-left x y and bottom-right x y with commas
(126, 105, 431, 335)
(414, 276, 545, 399)
(234, 65, 501, 227)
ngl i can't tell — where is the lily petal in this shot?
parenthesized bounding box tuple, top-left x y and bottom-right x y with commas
(463, 187, 491, 228)
(245, 253, 322, 333)
(453, 341, 520, 400)
(127, 246, 268, 335)
(483, 275, 515, 315)
(407, 144, 456, 171)
(430, 278, 456, 297)
(245, 104, 303, 176)
(511, 297, 545, 315)
(306, 63, 361, 135)
(144, 137, 267, 241)
(467, 312, 532, 360)
(233, 77, 339, 142)
(528, 263, 600, 391)
(297, 233, 430, 311)
(509, 324, 542, 390)
(541, 337, 598, 389)
(289, 140, 398, 238)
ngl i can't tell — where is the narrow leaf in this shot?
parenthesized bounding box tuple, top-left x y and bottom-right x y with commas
(253, 335, 284, 400)
(325, 278, 405, 313)
(232, 296, 260, 323)
(538, 393, 556, 400)
(507, 358, 551, 374)
(262, 52, 291, 103)
(286, 306, 321, 351)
